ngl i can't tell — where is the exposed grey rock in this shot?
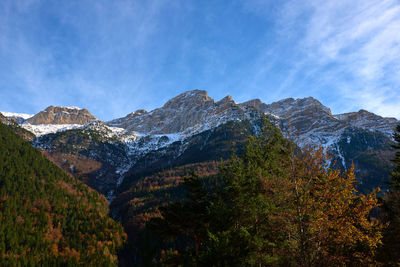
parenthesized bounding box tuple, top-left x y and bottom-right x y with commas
(334, 109, 398, 137)
(106, 90, 258, 135)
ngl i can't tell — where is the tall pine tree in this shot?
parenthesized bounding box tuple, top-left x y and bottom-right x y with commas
(391, 124, 400, 190)
(379, 124, 400, 265)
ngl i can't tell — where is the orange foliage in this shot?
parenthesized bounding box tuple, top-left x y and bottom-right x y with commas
(288, 147, 383, 266)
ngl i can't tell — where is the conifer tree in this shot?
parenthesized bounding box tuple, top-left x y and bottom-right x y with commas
(378, 124, 400, 265)
(390, 124, 400, 190)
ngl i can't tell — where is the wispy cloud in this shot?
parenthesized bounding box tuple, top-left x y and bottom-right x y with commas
(0, 0, 177, 119)
(280, 0, 400, 117)
(0, 0, 399, 119)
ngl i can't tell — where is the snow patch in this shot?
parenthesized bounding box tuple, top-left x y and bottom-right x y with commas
(21, 123, 82, 136)
(65, 106, 83, 110)
(1, 111, 34, 120)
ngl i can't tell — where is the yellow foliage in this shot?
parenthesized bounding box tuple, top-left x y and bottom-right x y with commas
(285, 146, 383, 266)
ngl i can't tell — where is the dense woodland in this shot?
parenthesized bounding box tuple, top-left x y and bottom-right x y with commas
(0, 122, 126, 266)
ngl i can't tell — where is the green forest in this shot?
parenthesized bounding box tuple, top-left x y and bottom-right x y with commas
(0, 122, 126, 266)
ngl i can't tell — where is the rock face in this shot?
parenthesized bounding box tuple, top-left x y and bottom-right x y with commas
(0, 113, 8, 124)
(107, 90, 257, 135)
(2, 90, 399, 199)
(334, 109, 398, 138)
(241, 97, 398, 146)
(27, 106, 97, 125)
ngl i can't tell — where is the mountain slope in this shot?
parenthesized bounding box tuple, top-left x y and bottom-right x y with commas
(0, 112, 35, 141)
(0, 122, 126, 265)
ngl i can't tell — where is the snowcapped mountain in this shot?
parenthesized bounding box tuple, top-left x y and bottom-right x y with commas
(0, 111, 34, 124)
(1, 90, 398, 199)
(241, 96, 397, 146)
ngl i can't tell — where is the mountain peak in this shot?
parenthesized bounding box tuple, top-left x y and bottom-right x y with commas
(163, 89, 213, 109)
(266, 97, 332, 116)
(27, 106, 97, 125)
(217, 95, 234, 105)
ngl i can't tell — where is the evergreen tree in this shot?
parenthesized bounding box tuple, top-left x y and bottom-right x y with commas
(390, 124, 400, 190)
(147, 175, 212, 265)
(379, 124, 400, 265)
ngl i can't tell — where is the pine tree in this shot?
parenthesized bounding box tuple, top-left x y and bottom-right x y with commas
(147, 175, 212, 265)
(390, 124, 400, 190)
(218, 118, 294, 265)
(378, 124, 400, 265)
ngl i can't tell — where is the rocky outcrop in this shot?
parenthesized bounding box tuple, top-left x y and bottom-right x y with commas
(3, 90, 399, 199)
(334, 109, 398, 138)
(240, 97, 398, 146)
(0, 113, 8, 125)
(107, 90, 258, 135)
(27, 106, 97, 125)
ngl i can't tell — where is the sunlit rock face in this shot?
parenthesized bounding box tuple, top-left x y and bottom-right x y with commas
(2, 90, 398, 199)
(27, 106, 97, 125)
(106, 90, 255, 135)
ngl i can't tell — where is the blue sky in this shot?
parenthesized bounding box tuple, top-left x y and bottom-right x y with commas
(1, 0, 399, 120)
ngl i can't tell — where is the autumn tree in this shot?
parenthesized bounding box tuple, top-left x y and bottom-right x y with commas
(288, 147, 382, 266)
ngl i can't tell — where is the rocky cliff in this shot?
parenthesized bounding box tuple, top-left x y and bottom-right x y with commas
(27, 106, 97, 125)
(1, 90, 398, 199)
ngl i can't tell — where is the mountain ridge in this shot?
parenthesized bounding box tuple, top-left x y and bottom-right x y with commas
(2, 90, 398, 139)
(1, 90, 398, 199)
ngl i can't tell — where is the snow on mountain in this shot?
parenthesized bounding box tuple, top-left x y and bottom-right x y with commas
(107, 90, 261, 137)
(21, 123, 83, 136)
(333, 109, 398, 139)
(0, 111, 34, 120)
(3, 90, 398, 200)
(240, 96, 398, 148)
(4, 92, 397, 151)
(65, 106, 83, 110)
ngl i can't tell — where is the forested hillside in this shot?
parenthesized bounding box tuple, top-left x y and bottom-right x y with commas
(117, 119, 385, 265)
(0, 122, 126, 265)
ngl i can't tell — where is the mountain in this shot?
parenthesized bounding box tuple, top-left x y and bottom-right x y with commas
(107, 90, 257, 135)
(2, 90, 398, 261)
(0, 121, 126, 265)
(1, 90, 397, 197)
(0, 112, 35, 141)
(26, 106, 97, 125)
(241, 96, 396, 193)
